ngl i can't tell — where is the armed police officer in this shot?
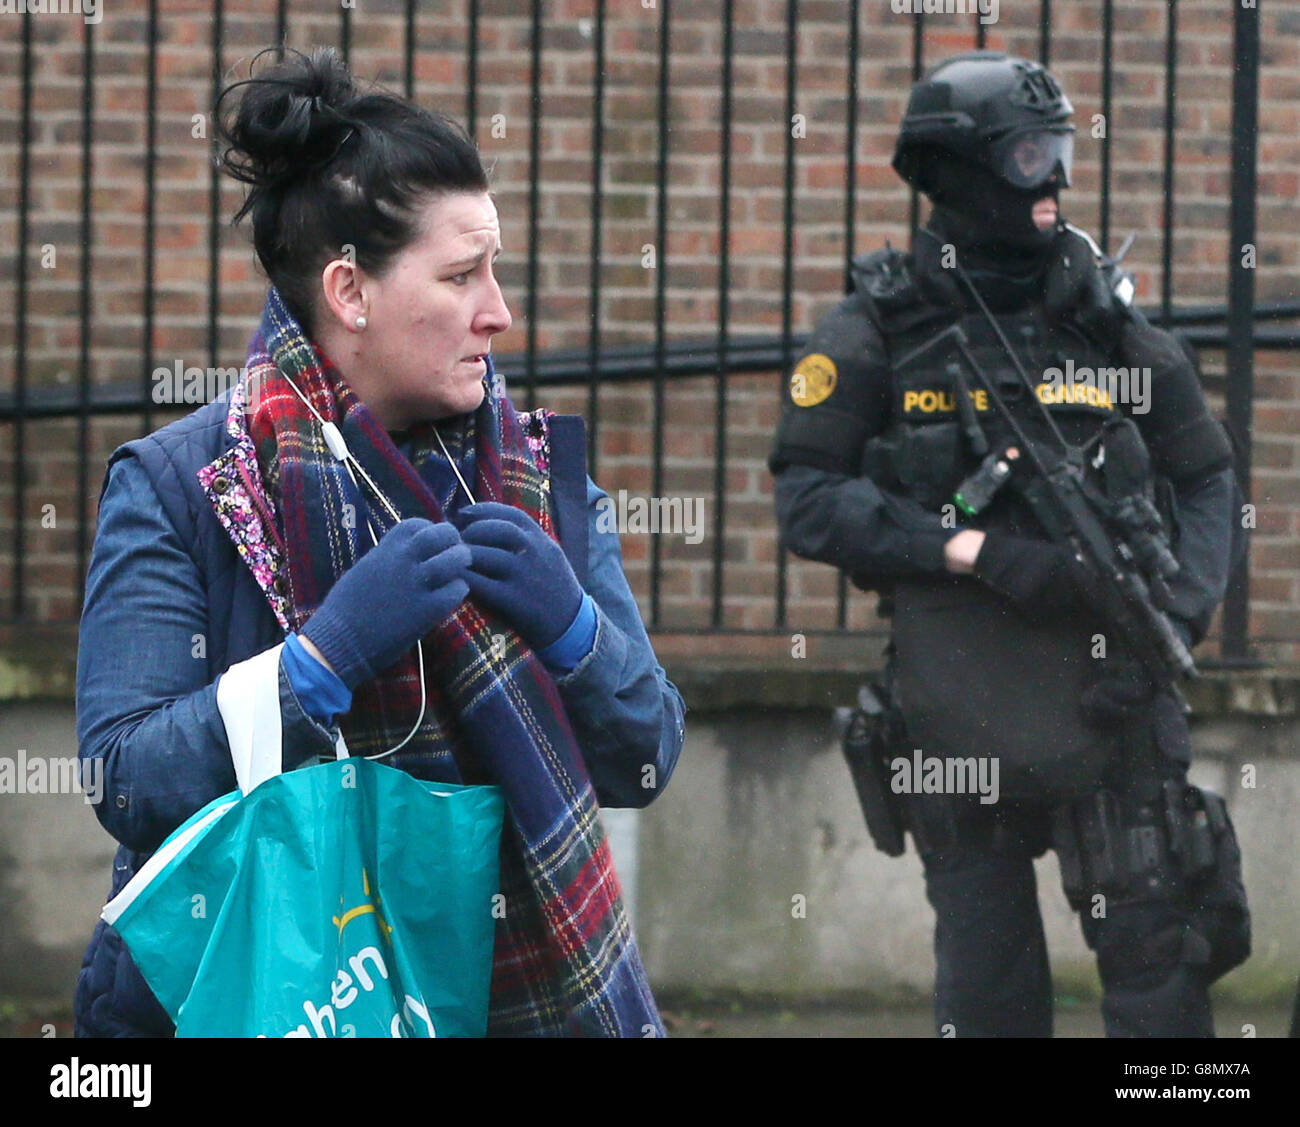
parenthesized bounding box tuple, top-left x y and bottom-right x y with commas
(770, 51, 1249, 1037)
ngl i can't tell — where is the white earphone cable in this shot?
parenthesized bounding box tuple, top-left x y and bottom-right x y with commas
(434, 426, 476, 505)
(276, 372, 428, 760)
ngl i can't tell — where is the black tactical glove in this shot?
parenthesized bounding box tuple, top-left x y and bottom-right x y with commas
(1080, 618, 1193, 727)
(972, 532, 1100, 616)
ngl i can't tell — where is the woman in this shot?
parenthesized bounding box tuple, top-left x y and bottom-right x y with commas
(74, 47, 685, 1037)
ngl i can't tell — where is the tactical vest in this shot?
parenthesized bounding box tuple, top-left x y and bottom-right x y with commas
(852, 246, 1141, 799)
(853, 247, 1124, 531)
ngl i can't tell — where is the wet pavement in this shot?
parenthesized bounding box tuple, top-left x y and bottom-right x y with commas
(3, 995, 1291, 1039)
(663, 1003, 1293, 1038)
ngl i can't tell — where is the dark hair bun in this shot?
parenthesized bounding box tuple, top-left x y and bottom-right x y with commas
(214, 45, 488, 334)
(218, 47, 358, 203)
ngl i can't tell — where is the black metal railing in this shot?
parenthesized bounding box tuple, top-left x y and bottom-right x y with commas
(1, 0, 1285, 658)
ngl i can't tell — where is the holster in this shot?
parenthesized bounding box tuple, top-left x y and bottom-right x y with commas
(841, 677, 909, 857)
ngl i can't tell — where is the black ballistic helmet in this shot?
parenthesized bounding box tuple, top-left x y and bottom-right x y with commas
(893, 51, 1075, 196)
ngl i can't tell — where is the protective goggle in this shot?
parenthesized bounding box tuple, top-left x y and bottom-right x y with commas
(988, 127, 1075, 190)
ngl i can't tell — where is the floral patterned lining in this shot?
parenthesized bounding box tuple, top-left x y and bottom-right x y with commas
(196, 380, 292, 631)
(519, 409, 552, 487)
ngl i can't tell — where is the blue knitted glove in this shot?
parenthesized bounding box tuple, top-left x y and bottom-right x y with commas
(455, 502, 583, 651)
(302, 518, 471, 690)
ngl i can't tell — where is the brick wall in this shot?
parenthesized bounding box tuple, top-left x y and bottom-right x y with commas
(1, 0, 1296, 660)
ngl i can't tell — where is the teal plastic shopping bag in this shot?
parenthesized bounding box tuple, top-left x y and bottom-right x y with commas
(103, 758, 504, 1038)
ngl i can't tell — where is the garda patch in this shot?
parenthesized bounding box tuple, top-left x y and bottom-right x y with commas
(790, 354, 837, 407)
(1035, 382, 1117, 411)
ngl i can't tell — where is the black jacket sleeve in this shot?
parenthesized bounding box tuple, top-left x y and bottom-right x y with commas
(1117, 312, 1236, 642)
(1163, 466, 1236, 642)
(1121, 313, 1233, 481)
(770, 294, 952, 583)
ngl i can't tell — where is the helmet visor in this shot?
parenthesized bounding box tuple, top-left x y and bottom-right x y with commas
(990, 128, 1075, 189)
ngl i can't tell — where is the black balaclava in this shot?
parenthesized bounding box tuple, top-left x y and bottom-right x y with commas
(919, 149, 1060, 253)
(915, 149, 1063, 310)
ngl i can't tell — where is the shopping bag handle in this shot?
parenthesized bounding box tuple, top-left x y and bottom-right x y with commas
(217, 643, 351, 795)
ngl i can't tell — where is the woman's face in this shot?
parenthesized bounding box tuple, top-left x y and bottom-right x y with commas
(331, 191, 512, 430)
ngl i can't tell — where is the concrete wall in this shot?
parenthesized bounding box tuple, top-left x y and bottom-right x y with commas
(633, 705, 1300, 1009)
(2, 671, 1298, 1009)
(0, 703, 117, 998)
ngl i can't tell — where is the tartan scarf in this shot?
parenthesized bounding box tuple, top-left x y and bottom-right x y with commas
(244, 287, 664, 1037)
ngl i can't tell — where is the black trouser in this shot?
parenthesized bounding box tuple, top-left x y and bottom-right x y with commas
(906, 766, 1218, 1038)
(922, 840, 1055, 1037)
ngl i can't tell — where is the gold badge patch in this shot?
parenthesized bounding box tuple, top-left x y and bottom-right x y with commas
(790, 353, 837, 407)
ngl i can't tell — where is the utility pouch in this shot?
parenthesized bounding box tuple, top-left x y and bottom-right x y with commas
(1197, 790, 1251, 980)
(1051, 789, 1127, 909)
(890, 421, 965, 511)
(1164, 785, 1252, 980)
(1162, 780, 1215, 881)
(1055, 781, 1251, 982)
(840, 681, 908, 857)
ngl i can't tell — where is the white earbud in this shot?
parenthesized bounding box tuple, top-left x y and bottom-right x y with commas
(321, 421, 351, 463)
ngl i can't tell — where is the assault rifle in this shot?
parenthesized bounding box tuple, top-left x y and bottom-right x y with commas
(895, 294, 1197, 703)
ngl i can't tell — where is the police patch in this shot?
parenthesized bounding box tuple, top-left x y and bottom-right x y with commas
(790, 353, 837, 407)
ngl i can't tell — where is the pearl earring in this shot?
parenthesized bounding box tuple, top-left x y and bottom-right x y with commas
(354, 315, 368, 331)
